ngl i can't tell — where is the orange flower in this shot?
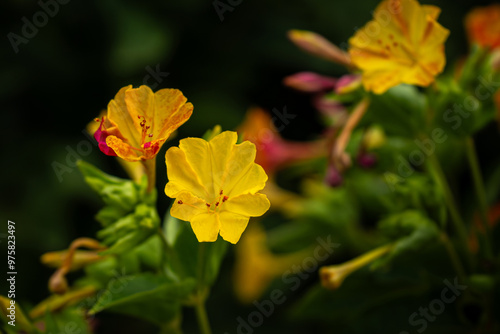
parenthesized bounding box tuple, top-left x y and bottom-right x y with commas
(348, 0, 449, 94)
(465, 4, 500, 49)
(238, 107, 324, 175)
(94, 85, 193, 162)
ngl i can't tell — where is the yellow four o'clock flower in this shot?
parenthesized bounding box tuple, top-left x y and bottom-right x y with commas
(94, 85, 193, 162)
(349, 0, 449, 94)
(164, 131, 270, 244)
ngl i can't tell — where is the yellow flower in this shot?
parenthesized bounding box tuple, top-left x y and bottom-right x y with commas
(234, 223, 310, 303)
(94, 85, 193, 162)
(348, 0, 449, 94)
(164, 131, 270, 244)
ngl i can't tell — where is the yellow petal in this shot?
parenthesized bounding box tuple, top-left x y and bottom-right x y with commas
(124, 85, 155, 129)
(349, 0, 448, 94)
(106, 135, 142, 162)
(178, 131, 238, 199)
(153, 88, 194, 140)
(218, 211, 250, 244)
(170, 191, 206, 221)
(191, 212, 220, 242)
(423, 5, 441, 20)
(226, 160, 268, 197)
(223, 193, 270, 217)
(107, 85, 141, 148)
(165, 147, 208, 199)
(223, 141, 268, 197)
(210, 131, 239, 191)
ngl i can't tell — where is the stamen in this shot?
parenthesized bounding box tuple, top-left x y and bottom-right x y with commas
(223, 196, 228, 202)
(206, 203, 211, 207)
(178, 200, 183, 204)
(215, 202, 219, 206)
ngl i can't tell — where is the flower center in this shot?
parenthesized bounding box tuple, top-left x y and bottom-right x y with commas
(138, 115, 154, 147)
(206, 190, 229, 213)
(176, 190, 229, 213)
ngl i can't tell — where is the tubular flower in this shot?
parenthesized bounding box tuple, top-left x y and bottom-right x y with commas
(94, 85, 193, 162)
(320, 244, 393, 290)
(164, 131, 270, 244)
(465, 4, 500, 49)
(348, 0, 449, 94)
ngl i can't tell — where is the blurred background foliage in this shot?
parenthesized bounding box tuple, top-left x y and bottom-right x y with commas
(0, 0, 498, 333)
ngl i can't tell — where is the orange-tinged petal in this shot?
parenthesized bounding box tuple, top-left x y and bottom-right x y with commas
(349, 0, 449, 94)
(191, 212, 220, 242)
(106, 135, 143, 162)
(95, 85, 193, 161)
(153, 89, 194, 139)
(219, 211, 250, 244)
(107, 85, 141, 148)
(423, 5, 441, 20)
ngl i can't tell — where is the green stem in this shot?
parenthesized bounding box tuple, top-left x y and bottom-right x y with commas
(440, 233, 467, 283)
(464, 136, 494, 257)
(194, 299, 212, 334)
(157, 228, 170, 275)
(197, 243, 206, 289)
(427, 154, 473, 271)
(143, 158, 157, 193)
(195, 243, 212, 334)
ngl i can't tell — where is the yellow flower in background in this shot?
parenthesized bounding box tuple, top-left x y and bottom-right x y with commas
(94, 85, 193, 162)
(165, 131, 270, 244)
(349, 0, 449, 94)
(234, 223, 310, 303)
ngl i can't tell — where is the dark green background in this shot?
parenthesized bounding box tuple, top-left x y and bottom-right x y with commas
(0, 0, 496, 333)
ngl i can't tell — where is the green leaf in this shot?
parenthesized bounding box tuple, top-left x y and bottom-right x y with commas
(375, 210, 440, 268)
(43, 308, 91, 334)
(162, 211, 228, 286)
(365, 85, 426, 138)
(89, 273, 195, 326)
